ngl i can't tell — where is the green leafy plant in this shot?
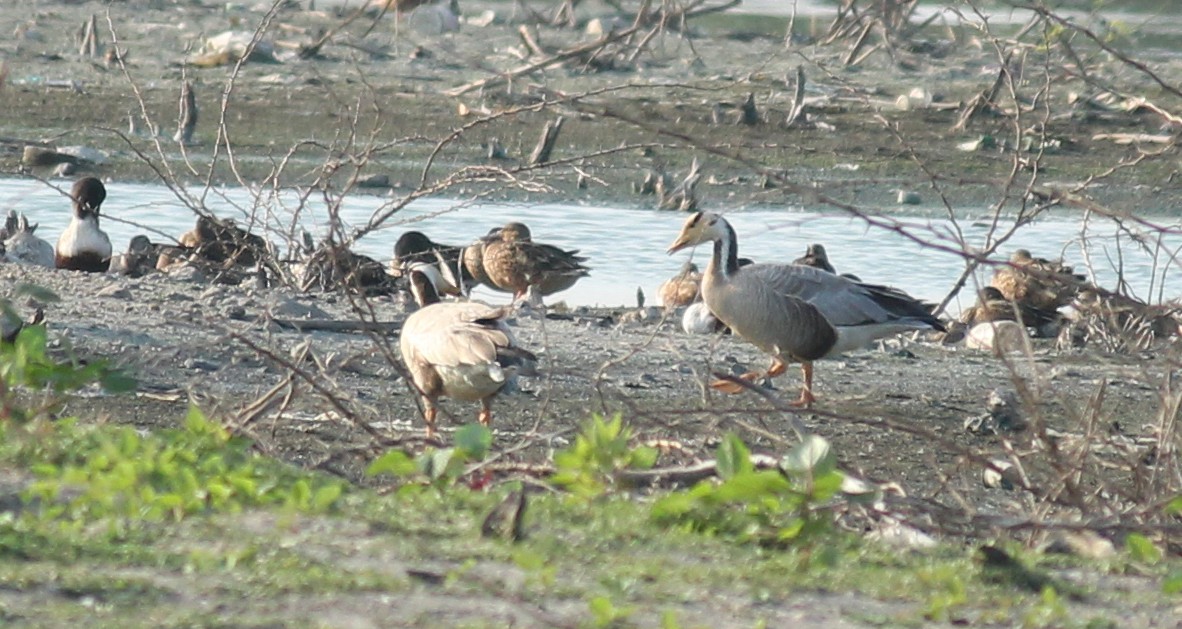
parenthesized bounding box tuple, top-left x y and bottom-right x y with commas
(0, 290, 133, 423)
(651, 434, 842, 545)
(15, 407, 343, 537)
(551, 414, 658, 500)
(367, 423, 493, 489)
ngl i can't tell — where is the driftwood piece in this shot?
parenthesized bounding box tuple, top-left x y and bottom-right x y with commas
(785, 65, 807, 127)
(21, 146, 80, 168)
(77, 14, 99, 58)
(517, 25, 547, 57)
(529, 116, 565, 165)
(444, 26, 639, 96)
(616, 453, 781, 488)
(953, 51, 1012, 132)
(173, 80, 198, 146)
(268, 317, 404, 335)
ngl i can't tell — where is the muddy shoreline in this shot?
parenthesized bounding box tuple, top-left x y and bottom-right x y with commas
(0, 0, 1177, 531)
(3, 0, 1182, 213)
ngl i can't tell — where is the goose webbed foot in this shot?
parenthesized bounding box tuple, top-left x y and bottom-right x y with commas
(710, 370, 763, 394)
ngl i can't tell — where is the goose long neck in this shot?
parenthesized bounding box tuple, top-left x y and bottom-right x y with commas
(709, 221, 741, 279)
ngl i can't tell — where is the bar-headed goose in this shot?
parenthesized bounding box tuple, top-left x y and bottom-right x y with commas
(480, 222, 590, 301)
(55, 177, 113, 273)
(398, 269, 538, 438)
(667, 212, 944, 406)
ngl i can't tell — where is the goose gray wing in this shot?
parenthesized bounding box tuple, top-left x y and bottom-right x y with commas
(741, 263, 940, 329)
(710, 268, 837, 361)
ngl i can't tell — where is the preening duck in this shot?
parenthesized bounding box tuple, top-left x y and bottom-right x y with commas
(667, 212, 944, 406)
(55, 177, 113, 273)
(792, 243, 836, 274)
(479, 222, 590, 301)
(398, 268, 538, 438)
(393, 230, 470, 290)
(1, 211, 54, 268)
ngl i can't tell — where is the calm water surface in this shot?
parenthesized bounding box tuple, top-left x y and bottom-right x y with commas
(3, 177, 1180, 311)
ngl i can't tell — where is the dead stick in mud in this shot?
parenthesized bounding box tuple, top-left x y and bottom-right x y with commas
(517, 25, 547, 57)
(444, 26, 640, 96)
(267, 317, 405, 335)
(529, 116, 564, 165)
(785, 65, 807, 127)
(953, 50, 1012, 132)
(617, 454, 781, 488)
(173, 80, 198, 145)
(298, 1, 372, 59)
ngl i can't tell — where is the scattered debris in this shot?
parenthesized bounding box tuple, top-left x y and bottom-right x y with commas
(964, 387, 1028, 435)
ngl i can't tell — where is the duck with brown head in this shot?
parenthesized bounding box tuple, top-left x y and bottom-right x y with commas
(479, 221, 590, 301)
(55, 177, 113, 273)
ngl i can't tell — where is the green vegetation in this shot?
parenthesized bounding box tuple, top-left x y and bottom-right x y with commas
(0, 302, 1177, 626)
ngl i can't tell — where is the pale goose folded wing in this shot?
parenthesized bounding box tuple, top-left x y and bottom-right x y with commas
(403, 302, 514, 369)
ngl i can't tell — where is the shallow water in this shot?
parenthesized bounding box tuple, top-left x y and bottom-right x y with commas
(3, 177, 1180, 310)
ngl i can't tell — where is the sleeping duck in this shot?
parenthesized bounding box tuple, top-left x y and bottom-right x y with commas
(55, 177, 113, 273)
(479, 222, 590, 301)
(398, 267, 538, 438)
(659, 261, 702, 309)
(1, 211, 54, 268)
(990, 249, 1085, 336)
(668, 212, 943, 407)
(179, 215, 267, 267)
(393, 230, 471, 288)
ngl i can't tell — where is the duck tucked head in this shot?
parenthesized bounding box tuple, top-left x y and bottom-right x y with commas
(394, 231, 436, 260)
(70, 177, 106, 221)
(499, 222, 531, 242)
(666, 212, 727, 253)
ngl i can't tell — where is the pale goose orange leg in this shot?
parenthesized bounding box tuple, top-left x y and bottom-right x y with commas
(424, 402, 439, 439)
(478, 398, 493, 427)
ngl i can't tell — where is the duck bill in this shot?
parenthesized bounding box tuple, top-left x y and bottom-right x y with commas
(666, 234, 693, 255)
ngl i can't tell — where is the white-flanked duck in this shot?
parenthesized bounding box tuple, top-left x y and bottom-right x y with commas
(55, 177, 113, 273)
(1, 211, 54, 268)
(667, 212, 944, 406)
(398, 268, 538, 438)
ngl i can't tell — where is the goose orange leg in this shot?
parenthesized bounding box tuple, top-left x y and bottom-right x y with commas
(710, 357, 788, 394)
(791, 362, 817, 408)
(478, 398, 494, 427)
(423, 401, 439, 439)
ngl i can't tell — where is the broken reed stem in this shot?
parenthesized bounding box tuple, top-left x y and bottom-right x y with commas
(529, 116, 565, 165)
(174, 80, 198, 146)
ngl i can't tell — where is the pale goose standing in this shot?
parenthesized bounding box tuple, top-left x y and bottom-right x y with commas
(667, 212, 944, 406)
(55, 177, 113, 273)
(398, 269, 538, 438)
